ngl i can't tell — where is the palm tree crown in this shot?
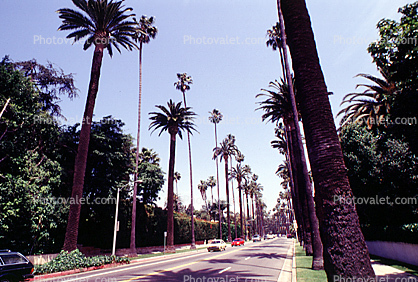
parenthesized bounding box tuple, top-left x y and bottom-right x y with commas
(213, 137, 238, 161)
(149, 100, 196, 137)
(57, 0, 138, 56)
(134, 15, 158, 44)
(208, 109, 223, 124)
(174, 73, 193, 93)
(338, 69, 396, 129)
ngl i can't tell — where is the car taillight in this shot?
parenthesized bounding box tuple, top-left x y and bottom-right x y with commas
(30, 268, 34, 274)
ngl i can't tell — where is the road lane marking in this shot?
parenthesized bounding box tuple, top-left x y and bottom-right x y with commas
(219, 267, 231, 274)
(121, 247, 245, 281)
(245, 257, 251, 261)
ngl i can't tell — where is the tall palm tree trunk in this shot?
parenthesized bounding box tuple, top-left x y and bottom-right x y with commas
(280, 0, 375, 278)
(238, 181, 244, 240)
(166, 132, 177, 251)
(277, 1, 322, 268)
(246, 192, 251, 239)
(224, 157, 232, 242)
(214, 123, 222, 239)
(130, 40, 144, 254)
(63, 44, 104, 251)
(251, 195, 255, 235)
(230, 157, 237, 238)
(181, 91, 196, 249)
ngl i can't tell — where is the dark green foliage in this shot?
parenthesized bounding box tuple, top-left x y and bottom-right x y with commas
(0, 57, 69, 254)
(340, 124, 418, 243)
(368, 2, 418, 154)
(33, 249, 129, 274)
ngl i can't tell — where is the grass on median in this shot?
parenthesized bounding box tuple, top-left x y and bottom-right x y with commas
(295, 244, 327, 282)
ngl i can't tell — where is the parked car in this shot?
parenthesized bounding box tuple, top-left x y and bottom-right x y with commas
(264, 234, 274, 240)
(252, 235, 261, 242)
(207, 239, 227, 252)
(231, 238, 244, 247)
(0, 250, 34, 282)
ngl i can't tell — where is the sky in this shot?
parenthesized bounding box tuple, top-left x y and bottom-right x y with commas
(0, 0, 409, 213)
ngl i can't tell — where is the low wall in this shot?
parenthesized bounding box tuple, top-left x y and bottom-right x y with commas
(27, 253, 59, 265)
(366, 241, 418, 266)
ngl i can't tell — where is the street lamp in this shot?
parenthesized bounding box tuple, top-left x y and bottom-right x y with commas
(112, 180, 142, 256)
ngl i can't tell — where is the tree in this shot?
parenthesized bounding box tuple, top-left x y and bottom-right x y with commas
(131, 14, 158, 254)
(136, 148, 164, 205)
(149, 100, 196, 251)
(206, 176, 216, 206)
(338, 69, 395, 130)
(279, 0, 374, 278)
(230, 163, 250, 240)
(197, 180, 208, 212)
(367, 2, 418, 154)
(174, 172, 181, 211)
(174, 72, 196, 248)
(57, 0, 138, 251)
(209, 109, 223, 239)
(213, 136, 237, 242)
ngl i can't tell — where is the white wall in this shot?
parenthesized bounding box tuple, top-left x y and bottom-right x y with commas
(366, 241, 418, 266)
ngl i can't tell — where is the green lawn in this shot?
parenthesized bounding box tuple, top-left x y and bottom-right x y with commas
(295, 244, 327, 282)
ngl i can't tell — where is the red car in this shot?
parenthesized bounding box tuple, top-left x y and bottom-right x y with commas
(231, 238, 245, 247)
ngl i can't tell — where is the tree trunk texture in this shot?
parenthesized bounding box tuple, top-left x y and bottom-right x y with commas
(63, 44, 104, 251)
(280, 0, 375, 279)
(166, 132, 177, 252)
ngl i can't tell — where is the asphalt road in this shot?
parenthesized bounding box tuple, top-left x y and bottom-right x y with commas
(37, 237, 293, 282)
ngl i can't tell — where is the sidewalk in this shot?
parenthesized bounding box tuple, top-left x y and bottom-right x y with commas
(277, 239, 296, 282)
(372, 260, 418, 282)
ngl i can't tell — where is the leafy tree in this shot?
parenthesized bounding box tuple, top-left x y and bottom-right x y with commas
(0, 58, 75, 254)
(368, 2, 418, 154)
(149, 100, 196, 251)
(339, 124, 418, 244)
(57, 0, 138, 251)
(136, 148, 164, 205)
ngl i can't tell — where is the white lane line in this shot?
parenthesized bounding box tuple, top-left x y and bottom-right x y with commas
(219, 267, 231, 274)
(245, 257, 251, 261)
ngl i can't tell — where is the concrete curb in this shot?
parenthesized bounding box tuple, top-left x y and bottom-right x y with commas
(292, 239, 296, 282)
(31, 245, 209, 281)
(277, 239, 295, 282)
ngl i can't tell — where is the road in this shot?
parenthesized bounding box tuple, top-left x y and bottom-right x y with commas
(37, 237, 293, 282)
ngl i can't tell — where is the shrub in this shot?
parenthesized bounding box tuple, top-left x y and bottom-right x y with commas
(34, 249, 129, 274)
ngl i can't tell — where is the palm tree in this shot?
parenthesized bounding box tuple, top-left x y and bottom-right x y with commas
(231, 162, 250, 240)
(209, 109, 223, 239)
(279, 0, 375, 278)
(213, 136, 237, 242)
(174, 73, 196, 248)
(57, 0, 137, 251)
(266, 22, 286, 82)
(257, 79, 317, 258)
(131, 14, 158, 253)
(198, 180, 208, 211)
(149, 100, 196, 252)
(338, 69, 395, 129)
(206, 176, 216, 206)
(174, 172, 181, 211)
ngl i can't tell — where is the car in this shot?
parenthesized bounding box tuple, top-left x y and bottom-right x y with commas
(264, 234, 274, 240)
(252, 235, 261, 242)
(207, 239, 227, 252)
(231, 238, 244, 247)
(287, 233, 296, 238)
(0, 250, 34, 282)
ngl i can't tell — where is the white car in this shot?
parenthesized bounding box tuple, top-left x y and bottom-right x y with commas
(207, 239, 227, 252)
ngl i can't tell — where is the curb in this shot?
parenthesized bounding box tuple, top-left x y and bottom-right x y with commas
(292, 239, 296, 282)
(31, 246, 208, 281)
(30, 262, 128, 281)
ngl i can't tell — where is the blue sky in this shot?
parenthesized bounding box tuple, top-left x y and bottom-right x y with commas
(0, 0, 408, 212)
